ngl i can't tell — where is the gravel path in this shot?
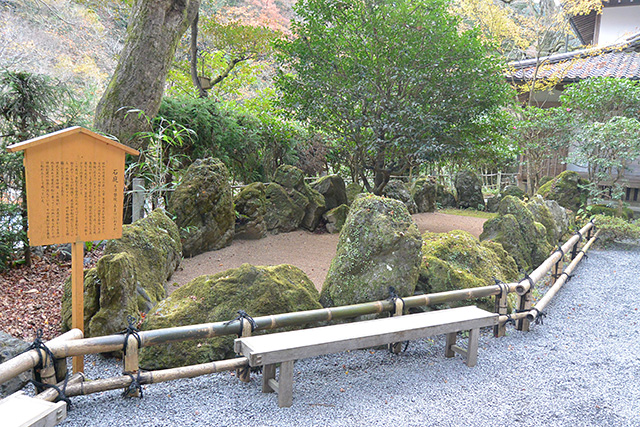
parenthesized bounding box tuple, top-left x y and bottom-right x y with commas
(59, 244, 640, 427)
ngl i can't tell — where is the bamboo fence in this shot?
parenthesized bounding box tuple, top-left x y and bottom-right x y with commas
(0, 220, 597, 404)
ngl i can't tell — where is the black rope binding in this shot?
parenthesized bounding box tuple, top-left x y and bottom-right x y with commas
(387, 286, 409, 353)
(554, 244, 565, 258)
(503, 314, 516, 327)
(494, 278, 509, 300)
(531, 308, 547, 325)
(122, 370, 144, 398)
(559, 272, 574, 282)
(31, 374, 72, 408)
(117, 315, 141, 356)
(574, 229, 583, 240)
(225, 310, 258, 338)
(26, 329, 56, 371)
(521, 271, 534, 290)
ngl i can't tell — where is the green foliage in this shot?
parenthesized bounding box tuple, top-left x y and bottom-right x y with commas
(276, 0, 513, 194)
(560, 78, 640, 122)
(511, 106, 572, 194)
(592, 214, 640, 246)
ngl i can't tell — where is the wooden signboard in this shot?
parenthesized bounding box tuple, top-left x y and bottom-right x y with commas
(8, 127, 138, 372)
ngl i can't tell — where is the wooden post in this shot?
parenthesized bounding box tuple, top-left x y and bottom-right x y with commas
(237, 319, 252, 382)
(262, 364, 276, 393)
(122, 335, 140, 397)
(444, 332, 456, 358)
(516, 290, 533, 332)
(466, 328, 479, 367)
(71, 242, 84, 373)
(277, 360, 294, 408)
(390, 299, 404, 354)
(493, 284, 509, 338)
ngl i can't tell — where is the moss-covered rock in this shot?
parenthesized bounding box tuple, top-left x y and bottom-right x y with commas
(480, 196, 552, 271)
(545, 199, 573, 240)
(346, 183, 364, 206)
(61, 209, 182, 336)
(536, 171, 589, 212)
(320, 195, 422, 307)
(138, 264, 322, 369)
(169, 158, 234, 257)
(323, 204, 349, 233)
(527, 196, 559, 245)
(0, 333, 31, 397)
(502, 185, 526, 200)
(417, 230, 518, 310)
(234, 182, 267, 240)
(485, 196, 500, 213)
(588, 204, 634, 220)
(382, 180, 418, 214)
(435, 184, 457, 208)
(273, 164, 305, 189)
(299, 184, 326, 231)
(264, 183, 305, 233)
(411, 176, 437, 213)
(311, 175, 348, 211)
(455, 170, 484, 210)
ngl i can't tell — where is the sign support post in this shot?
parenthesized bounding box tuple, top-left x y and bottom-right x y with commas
(71, 241, 84, 373)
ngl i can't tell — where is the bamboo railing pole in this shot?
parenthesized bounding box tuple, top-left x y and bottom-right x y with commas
(63, 357, 249, 397)
(498, 311, 529, 324)
(527, 230, 600, 323)
(0, 329, 83, 386)
(515, 221, 594, 296)
(35, 372, 85, 402)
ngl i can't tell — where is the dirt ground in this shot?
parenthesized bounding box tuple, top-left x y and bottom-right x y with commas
(169, 212, 487, 293)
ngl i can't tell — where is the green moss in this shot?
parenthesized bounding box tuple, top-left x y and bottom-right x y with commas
(439, 208, 497, 219)
(138, 264, 321, 369)
(273, 165, 305, 189)
(264, 183, 305, 232)
(323, 204, 349, 233)
(411, 176, 437, 213)
(527, 197, 558, 244)
(345, 183, 364, 206)
(536, 171, 589, 212)
(234, 182, 267, 239)
(588, 204, 634, 220)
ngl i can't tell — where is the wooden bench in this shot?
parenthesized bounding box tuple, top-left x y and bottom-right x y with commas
(234, 305, 498, 407)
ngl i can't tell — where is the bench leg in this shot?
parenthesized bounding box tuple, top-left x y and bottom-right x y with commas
(445, 332, 457, 358)
(278, 361, 294, 408)
(466, 328, 479, 367)
(262, 364, 276, 393)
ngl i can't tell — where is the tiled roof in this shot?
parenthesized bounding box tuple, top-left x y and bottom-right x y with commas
(508, 35, 640, 83)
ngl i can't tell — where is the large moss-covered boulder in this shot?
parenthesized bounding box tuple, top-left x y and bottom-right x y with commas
(480, 196, 552, 271)
(0, 333, 31, 397)
(418, 230, 518, 310)
(536, 171, 589, 212)
(527, 195, 563, 244)
(169, 158, 234, 257)
(545, 199, 573, 238)
(61, 209, 181, 336)
(436, 184, 457, 208)
(455, 170, 484, 210)
(411, 176, 437, 213)
(502, 185, 526, 200)
(234, 182, 267, 239)
(138, 264, 322, 369)
(264, 183, 306, 233)
(346, 183, 365, 205)
(323, 204, 349, 233)
(268, 165, 326, 231)
(320, 195, 422, 307)
(311, 175, 348, 211)
(382, 180, 418, 214)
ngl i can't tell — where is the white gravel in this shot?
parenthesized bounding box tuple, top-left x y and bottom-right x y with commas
(57, 244, 640, 427)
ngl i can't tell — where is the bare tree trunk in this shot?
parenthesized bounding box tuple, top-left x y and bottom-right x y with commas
(190, 12, 207, 98)
(94, 0, 200, 150)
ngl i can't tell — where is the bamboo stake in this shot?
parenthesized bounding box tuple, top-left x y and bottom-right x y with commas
(515, 221, 594, 296)
(62, 357, 249, 397)
(527, 230, 600, 324)
(237, 319, 252, 382)
(0, 329, 83, 386)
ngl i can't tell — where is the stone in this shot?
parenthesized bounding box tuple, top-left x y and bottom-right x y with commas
(234, 182, 267, 240)
(138, 264, 322, 369)
(264, 183, 305, 233)
(545, 199, 573, 238)
(169, 158, 234, 257)
(411, 176, 437, 213)
(320, 195, 422, 307)
(536, 170, 589, 212)
(299, 184, 326, 231)
(502, 185, 526, 200)
(480, 196, 552, 272)
(61, 209, 181, 337)
(418, 230, 518, 311)
(323, 204, 349, 233)
(485, 196, 500, 213)
(311, 175, 348, 211)
(0, 332, 31, 397)
(273, 164, 305, 189)
(382, 180, 418, 214)
(527, 196, 559, 245)
(435, 184, 457, 208)
(454, 170, 485, 210)
(345, 183, 364, 206)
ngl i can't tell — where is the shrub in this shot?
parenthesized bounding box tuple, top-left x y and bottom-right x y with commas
(592, 214, 640, 246)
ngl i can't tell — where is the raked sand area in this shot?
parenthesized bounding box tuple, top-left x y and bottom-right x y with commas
(168, 211, 487, 293)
